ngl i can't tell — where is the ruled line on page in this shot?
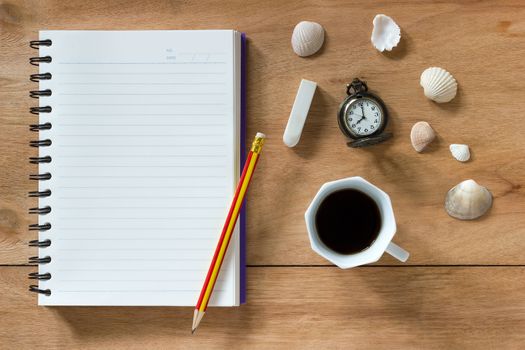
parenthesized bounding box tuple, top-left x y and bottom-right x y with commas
(57, 279, 225, 282)
(53, 227, 219, 231)
(56, 72, 227, 75)
(55, 145, 226, 148)
(59, 82, 226, 85)
(57, 290, 226, 293)
(55, 113, 226, 116)
(56, 124, 228, 127)
(55, 134, 222, 137)
(56, 165, 226, 168)
(58, 103, 227, 106)
(57, 268, 207, 272)
(53, 205, 224, 211)
(55, 216, 224, 220)
(176, 51, 227, 55)
(56, 175, 227, 178)
(56, 238, 216, 241)
(57, 258, 211, 261)
(56, 155, 228, 158)
(58, 248, 213, 251)
(53, 235, 218, 238)
(57, 195, 225, 199)
(55, 227, 219, 231)
(58, 61, 226, 65)
(54, 237, 218, 239)
(53, 197, 223, 200)
(59, 93, 227, 96)
(55, 185, 226, 188)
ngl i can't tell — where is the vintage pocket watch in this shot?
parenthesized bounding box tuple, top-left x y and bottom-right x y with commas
(337, 78, 393, 148)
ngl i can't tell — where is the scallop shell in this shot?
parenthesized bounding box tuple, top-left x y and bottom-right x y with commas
(420, 67, 458, 103)
(445, 179, 492, 220)
(449, 144, 470, 162)
(410, 121, 436, 152)
(371, 14, 401, 52)
(291, 21, 325, 57)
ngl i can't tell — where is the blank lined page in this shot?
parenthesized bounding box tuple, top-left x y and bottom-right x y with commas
(36, 31, 241, 306)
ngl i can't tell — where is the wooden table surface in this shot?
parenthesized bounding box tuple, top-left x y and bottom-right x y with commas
(1, 0, 524, 348)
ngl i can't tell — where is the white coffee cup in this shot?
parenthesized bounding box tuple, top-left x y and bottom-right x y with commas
(305, 176, 409, 268)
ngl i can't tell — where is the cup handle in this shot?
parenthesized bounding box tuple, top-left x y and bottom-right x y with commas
(385, 242, 410, 262)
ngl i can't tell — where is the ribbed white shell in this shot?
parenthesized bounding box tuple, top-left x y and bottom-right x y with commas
(420, 67, 457, 103)
(371, 14, 401, 52)
(291, 21, 325, 57)
(449, 144, 470, 162)
(410, 121, 436, 152)
(445, 180, 492, 220)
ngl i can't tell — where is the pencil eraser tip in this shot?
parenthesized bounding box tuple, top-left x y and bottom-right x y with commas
(256, 132, 266, 139)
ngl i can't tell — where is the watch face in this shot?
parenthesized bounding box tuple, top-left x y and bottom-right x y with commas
(344, 97, 384, 137)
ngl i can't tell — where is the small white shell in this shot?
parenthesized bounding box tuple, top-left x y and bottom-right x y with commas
(449, 144, 470, 162)
(410, 121, 436, 152)
(371, 14, 401, 52)
(420, 67, 458, 103)
(445, 179, 493, 220)
(291, 21, 325, 57)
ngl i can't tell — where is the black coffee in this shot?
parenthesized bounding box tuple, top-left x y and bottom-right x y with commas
(315, 189, 381, 255)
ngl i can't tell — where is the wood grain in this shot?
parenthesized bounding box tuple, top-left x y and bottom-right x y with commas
(1, 266, 524, 349)
(0, 0, 524, 265)
(243, 0, 525, 265)
(0, 1, 524, 348)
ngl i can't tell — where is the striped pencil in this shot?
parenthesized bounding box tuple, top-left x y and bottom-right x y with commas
(192, 132, 266, 333)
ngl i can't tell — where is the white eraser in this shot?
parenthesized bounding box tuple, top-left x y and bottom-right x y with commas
(283, 79, 317, 147)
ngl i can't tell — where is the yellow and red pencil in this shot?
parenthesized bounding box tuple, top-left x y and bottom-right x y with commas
(192, 132, 266, 333)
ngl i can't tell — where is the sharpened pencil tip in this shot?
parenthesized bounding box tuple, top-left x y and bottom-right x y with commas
(192, 309, 205, 334)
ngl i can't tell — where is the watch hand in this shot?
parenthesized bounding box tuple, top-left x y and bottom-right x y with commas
(360, 105, 366, 119)
(356, 116, 366, 124)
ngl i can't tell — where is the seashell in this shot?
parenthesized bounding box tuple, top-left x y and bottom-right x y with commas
(291, 21, 325, 57)
(420, 67, 458, 103)
(410, 121, 436, 152)
(371, 14, 401, 52)
(445, 179, 493, 220)
(449, 144, 470, 162)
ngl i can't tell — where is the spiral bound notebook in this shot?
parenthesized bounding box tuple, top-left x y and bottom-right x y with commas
(28, 30, 247, 306)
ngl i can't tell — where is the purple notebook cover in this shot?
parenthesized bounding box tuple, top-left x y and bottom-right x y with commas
(240, 32, 247, 304)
